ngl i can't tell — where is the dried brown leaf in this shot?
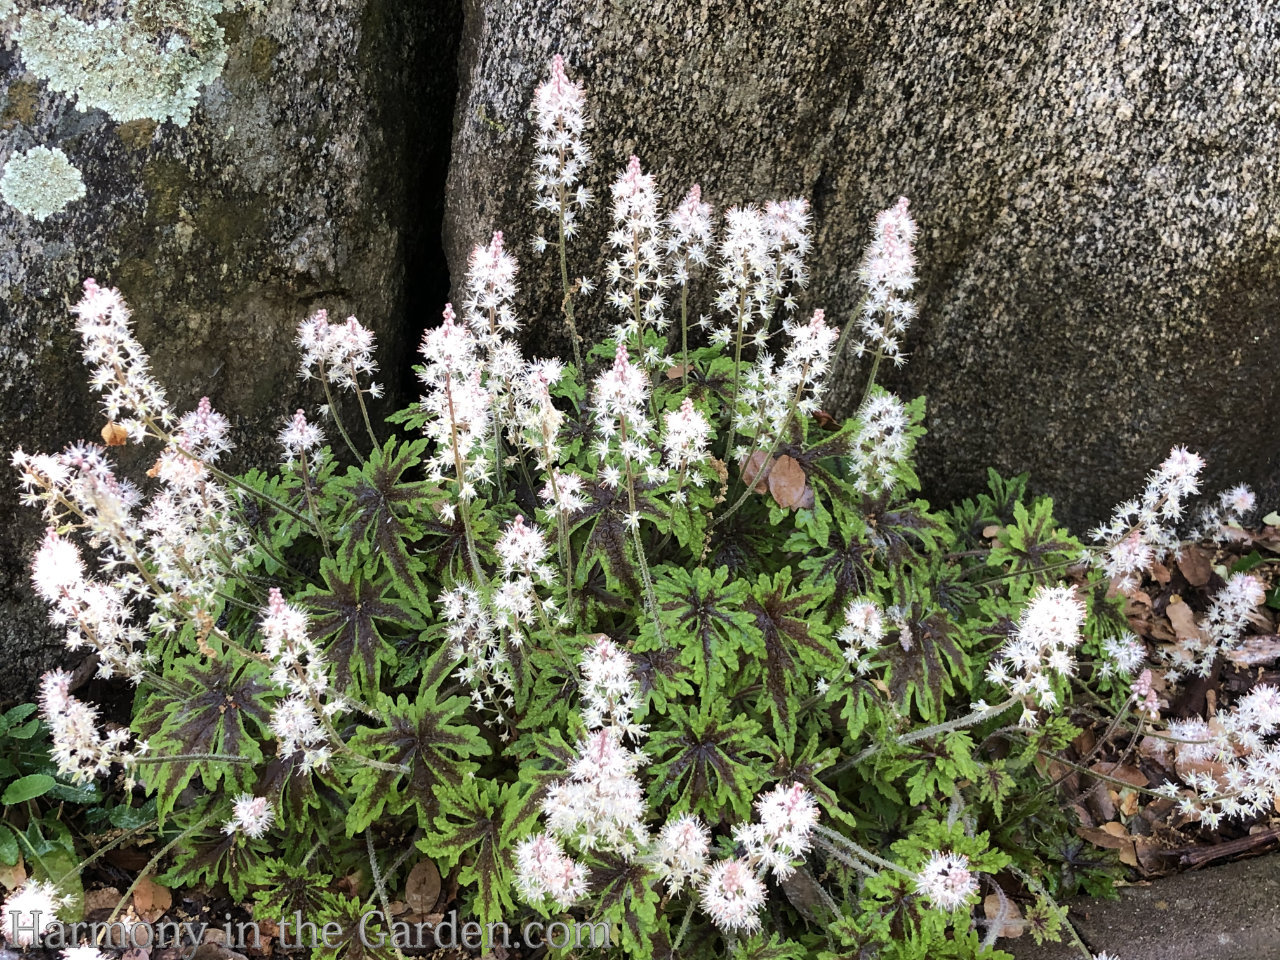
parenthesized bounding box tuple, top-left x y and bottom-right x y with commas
(101, 422, 128, 447)
(1090, 762, 1149, 789)
(983, 893, 1025, 938)
(405, 859, 441, 915)
(741, 451, 771, 494)
(1165, 597, 1206, 642)
(132, 876, 172, 923)
(1178, 547, 1213, 588)
(1119, 790, 1141, 818)
(767, 454, 807, 509)
(0, 859, 25, 892)
(1076, 825, 1128, 850)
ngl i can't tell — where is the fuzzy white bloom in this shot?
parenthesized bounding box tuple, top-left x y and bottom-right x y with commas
(1163, 572, 1266, 680)
(21, 524, 147, 681)
(418, 304, 494, 495)
(1160, 684, 1280, 825)
(539, 468, 589, 517)
(62, 947, 108, 960)
(712, 199, 811, 345)
(30, 528, 86, 603)
(1221, 484, 1256, 517)
(531, 54, 593, 244)
(737, 309, 839, 445)
(145, 395, 232, 493)
(839, 599, 884, 674)
(463, 230, 521, 340)
(540, 638, 650, 855)
(515, 832, 589, 909)
(2, 879, 62, 945)
(279, 409, 324, 464)
(591, 343, 664, 487)
(987, 584, 1086, 715)
(853, 197, 918, 367)
(578, 635, 644, 733)
(496, 515, 554, 585)
(1091, 446, 1205, 590)
(762, 198, 812, 312)
(1099, 631, 1145, 678)
(915, 851, 979, 911)
(261, 588, 334, 772)
(295, 309, 381, 397)
(14, 443, 142, 550)
(223, 794, 275, 839)
(73, 279, 173, 434)
(270, 697, 329, 771)
(441, 583, 515, 724)
(781, 308, 837, 413)
(1189, 483, 1256, 542)
(39, 669, 145, 783)
(606, 156, 668, 338)
(1167, 715, 1216, 766)
(733, 783, 819, 880)
(699, 858, 766, 933)
(652, 814, 711, 893)
(140, 395, 251, 622)
(510, 359, 566, 457)
(666, 183, 714, 280)
(1201, 572, 1265, 653)
(713, 205, 771, 334)
(850, 394, 910, 495)
(488, 514, 558, 689)
(517, 632, 823, 935)
(662, 398, 712, 477)
(544, 726, 650, 855)
(172, 396, 233, 464)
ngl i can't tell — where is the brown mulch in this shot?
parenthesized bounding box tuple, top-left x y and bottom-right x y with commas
(1055, 521, 1280, 880)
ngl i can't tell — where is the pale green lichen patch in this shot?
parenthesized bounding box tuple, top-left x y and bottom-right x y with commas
(0, 145, 86, 220)
(15, 1, 234, 126)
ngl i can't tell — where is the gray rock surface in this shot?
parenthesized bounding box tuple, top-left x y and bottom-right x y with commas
(1011, 853, 1280, 960)
(4, 0, 1280, 697)
(0, 0, 458, 702)
(444, 0, 1280, 530)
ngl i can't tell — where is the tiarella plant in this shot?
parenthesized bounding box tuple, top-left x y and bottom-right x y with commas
(8, 54, 1273, 960)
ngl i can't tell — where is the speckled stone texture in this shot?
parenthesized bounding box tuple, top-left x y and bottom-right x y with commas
(1010, 852, 1280, 959)
(0, 0, 458, 701)
(445, 0, 1280, 530)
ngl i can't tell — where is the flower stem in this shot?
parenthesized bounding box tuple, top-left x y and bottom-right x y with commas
(320, 368, 364, 464)
(822, 697, 1019, 778)
(298, 448, 333, 560)
(619, 415, 663, 644)
(352, 376, 381, 450)
(556, 171, 584, 370)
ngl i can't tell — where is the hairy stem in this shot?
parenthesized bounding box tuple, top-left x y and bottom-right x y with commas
(618, 415, 663, 644)
(319, 364, 364, 464)
(298, 447, 333, 560)
(823, 697, 1020, 779)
